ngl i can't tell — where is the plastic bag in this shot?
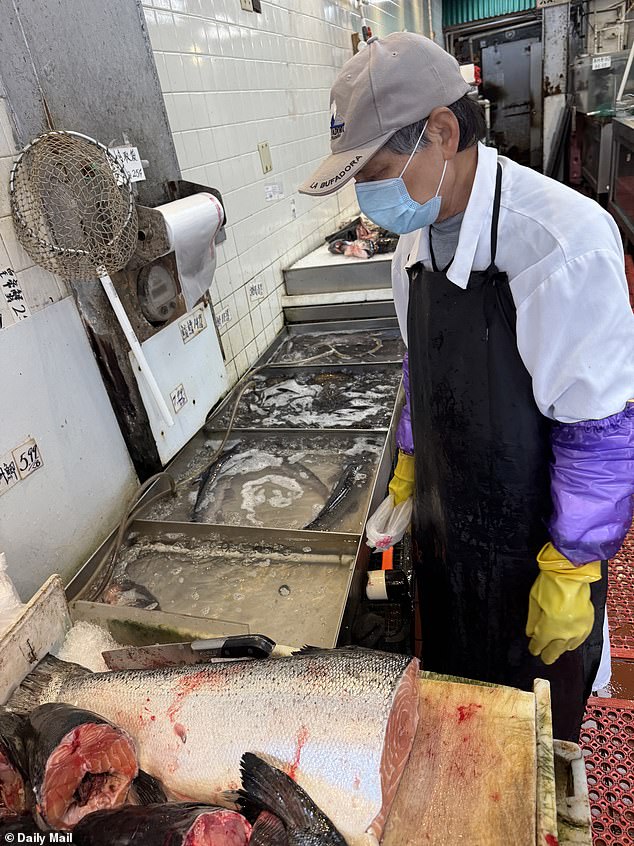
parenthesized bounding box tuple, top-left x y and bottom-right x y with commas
(365, 495, 413, 550)
(0, 552, 25, 634)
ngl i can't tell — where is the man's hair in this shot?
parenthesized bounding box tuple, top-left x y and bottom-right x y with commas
(384, 94, 486, 155)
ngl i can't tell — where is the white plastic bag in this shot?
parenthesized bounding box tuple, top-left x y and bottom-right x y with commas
(0, 552, 24, 634)
(365, 495, 413, 550)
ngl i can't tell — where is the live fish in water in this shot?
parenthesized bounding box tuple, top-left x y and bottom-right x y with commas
(192, 443, 242, 522)
(304, 463, 360, 530)
(72, 803, 252, 846)
(9, 649, 419, 846)
(102, 579, 161, 611)
(240, 753, 345, 846)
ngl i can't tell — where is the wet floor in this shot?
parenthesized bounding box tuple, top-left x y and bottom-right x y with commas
(604, 660, 634, 700)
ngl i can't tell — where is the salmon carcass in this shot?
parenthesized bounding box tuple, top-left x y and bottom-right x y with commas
(10, 648, 419, 845)
(24, 703, 138, 829)
(72, 803, 252, 846)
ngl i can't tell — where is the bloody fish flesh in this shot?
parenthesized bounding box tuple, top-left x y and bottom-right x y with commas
(0, 711, 29, 818)
(24, 703, 138, 830)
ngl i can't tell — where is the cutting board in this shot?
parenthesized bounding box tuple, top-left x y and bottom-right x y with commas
(382, 676, 550, 846)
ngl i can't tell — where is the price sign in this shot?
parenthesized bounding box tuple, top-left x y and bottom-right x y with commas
(170, 384, 188, 413)
(215, 307, 232, 330)
(110, 146, 146, 183)
(179, 306, 207, 344)
(12, 438, 43, 480)
(0, 452, 20, 497)
(0, 268, 31, 328)
(248, 281, 265, 302)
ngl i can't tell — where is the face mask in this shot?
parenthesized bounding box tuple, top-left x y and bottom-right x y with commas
(354, 122, 447, 234)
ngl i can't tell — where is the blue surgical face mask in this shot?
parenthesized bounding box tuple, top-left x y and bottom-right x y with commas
(354, 122, 447, 234)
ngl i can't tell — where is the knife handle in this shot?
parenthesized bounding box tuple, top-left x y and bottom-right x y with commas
(192, 634, 275, 659)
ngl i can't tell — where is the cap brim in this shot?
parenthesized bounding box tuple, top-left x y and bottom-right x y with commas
(298, 131, 395, 196)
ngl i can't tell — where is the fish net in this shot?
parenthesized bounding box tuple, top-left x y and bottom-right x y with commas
(9, 130, 137, 280)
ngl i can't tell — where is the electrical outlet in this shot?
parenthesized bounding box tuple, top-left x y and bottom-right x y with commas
(258, 141, 273, 174)
(240, 0, 254, 11)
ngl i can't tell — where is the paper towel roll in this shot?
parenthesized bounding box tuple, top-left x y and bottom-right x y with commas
(157, 193, 224, 312)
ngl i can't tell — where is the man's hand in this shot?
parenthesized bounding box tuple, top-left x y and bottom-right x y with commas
(526, 542, 602, 665)
(388, 451, 415, 505)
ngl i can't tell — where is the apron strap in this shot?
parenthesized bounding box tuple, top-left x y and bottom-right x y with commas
(428, 231, 452, 274)
(429, 160, 503, 274)
(489, 163, 503, 268)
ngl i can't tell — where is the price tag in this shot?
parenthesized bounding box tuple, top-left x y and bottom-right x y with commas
(110, 146, 146, 183)
(215, 307, 232, 330)
(0, 452, 20, 497)
(12, 438, 43, 480)
(265, 183, 284, 201)
(592, 55, 612, 70)
(0, 268, 31, 328)
(179, 306, 207, 344)
(248, 281, 265, 302)
(170, 384, 188, 413)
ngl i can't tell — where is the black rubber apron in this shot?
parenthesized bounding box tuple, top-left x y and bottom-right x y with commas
(406, 164, 607, 742)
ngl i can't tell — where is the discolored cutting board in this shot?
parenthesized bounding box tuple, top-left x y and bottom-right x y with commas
(382, 677, 540, 846)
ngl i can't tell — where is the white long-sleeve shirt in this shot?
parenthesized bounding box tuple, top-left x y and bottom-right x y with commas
(392, 142, 634, 423)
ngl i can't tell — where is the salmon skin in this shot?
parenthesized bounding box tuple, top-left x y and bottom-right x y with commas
(72, 802, 252, 846)
(0, 710, 30, 818)
(9, 648, 419, 845)
(240, 753, 345, 846)
(23, 703, 139, 830)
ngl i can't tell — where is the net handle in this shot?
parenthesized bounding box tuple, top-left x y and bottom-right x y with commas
(99, 269, 174, 429)
(9, 129, 136, 263)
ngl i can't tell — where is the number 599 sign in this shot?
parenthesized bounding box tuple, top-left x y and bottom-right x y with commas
(13, 438, 43, 478)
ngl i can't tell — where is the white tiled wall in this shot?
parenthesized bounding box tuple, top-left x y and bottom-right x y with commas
(142, 0, 432, 385)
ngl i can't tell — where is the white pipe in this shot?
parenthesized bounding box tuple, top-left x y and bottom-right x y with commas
(99, 272, 175, 428)
(617, 38, 634, 101)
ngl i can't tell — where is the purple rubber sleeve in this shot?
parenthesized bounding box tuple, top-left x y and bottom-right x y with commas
(549, 404, 634, 565)
(396, 352, 414, 455)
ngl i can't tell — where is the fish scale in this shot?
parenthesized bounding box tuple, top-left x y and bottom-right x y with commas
(10, 650, 419, 846)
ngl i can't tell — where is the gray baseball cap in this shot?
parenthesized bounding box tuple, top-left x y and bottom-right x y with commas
(299, 32, 470, 197)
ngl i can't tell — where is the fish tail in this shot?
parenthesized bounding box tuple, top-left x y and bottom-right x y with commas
(249, 811, 288, 846)
(6, 655, 91, 713)
(129, 769, 167, 805)
(239, 753, 313, 830)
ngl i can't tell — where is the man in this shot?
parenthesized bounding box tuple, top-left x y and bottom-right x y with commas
(299, 32, 634, 741)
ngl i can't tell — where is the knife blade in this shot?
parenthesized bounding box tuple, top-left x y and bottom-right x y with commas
(102, 634, 275, 671)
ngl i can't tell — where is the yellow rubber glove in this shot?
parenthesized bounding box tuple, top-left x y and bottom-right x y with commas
(526, 542, 602, 665)
(388, 451, 415, 506)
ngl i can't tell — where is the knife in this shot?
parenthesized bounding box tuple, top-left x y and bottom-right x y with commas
(102, 634, 275, 671)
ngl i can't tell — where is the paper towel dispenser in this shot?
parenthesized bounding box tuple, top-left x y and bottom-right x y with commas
(110, 186, 225, 341)
(108, 184, 229, 466)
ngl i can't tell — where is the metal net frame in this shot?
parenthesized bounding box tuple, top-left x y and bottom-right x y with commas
(9, 130, 137, 281)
